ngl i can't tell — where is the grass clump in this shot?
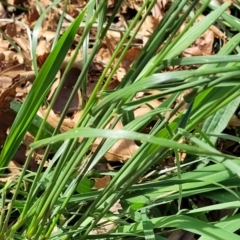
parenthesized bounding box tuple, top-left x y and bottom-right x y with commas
(1, 0, 240, 239)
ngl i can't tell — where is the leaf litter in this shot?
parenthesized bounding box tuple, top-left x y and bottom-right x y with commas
(0, 0, 240, 236)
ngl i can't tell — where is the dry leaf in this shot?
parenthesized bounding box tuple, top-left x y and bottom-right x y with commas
(92, 175, 111, 189)
(183, 29, 214, 57)
(38, 108, 75, 133)
(151, 0, 169, 18)
(0, 160, 21, 183)
(89, 218, 116, 235)
(0, 83, 18, 146)
(36, 39, 50, 66)
(0, 2, 6, 18)
(61, 50, 83, 70)
(28, 6, 40, 24)
(121, 47, 141, 70)
(1, 64, 28, 79)
(1, 51, 24, 64)
(92, 118, 139, 161)
(0, 40, 10, 53)
(139, 15, 161, 45)
(134, 99, 161, 119)
(117, 47, 141, 81)
(6, 23, 17, 38)
(228, 114, 240, 127)
(0, 76, 13, 89)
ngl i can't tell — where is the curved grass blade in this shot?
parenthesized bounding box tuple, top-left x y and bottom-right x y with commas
(30, 127, 237, 159)
(117, 215, 240, 240)
(201, 97, 240, 145)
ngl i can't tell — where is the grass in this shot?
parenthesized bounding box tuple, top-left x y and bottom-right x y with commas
(1, 0, 240, 239)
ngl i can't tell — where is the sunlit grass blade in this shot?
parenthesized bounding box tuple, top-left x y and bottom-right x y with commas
(201, 97, 240, 145)
(141, 208, 155, 240)
(117, 215, 240, 240)
(0, 9, 87, 170)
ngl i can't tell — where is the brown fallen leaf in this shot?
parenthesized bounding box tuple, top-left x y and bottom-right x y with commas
(0, 76, 13, 89)
(117, 47, 141, 82)
(134, 99, 161, 119)
(1, 64, 29, 79)
(0, 2, 6, 18)
(0, 39, 10, 53)
(183, 29, 214, 57)
(151, 0, 170, 18)
(1, 50, 24, 64)
(5, 23, 31, 60)
(139, 15, 161, 45)
(92, 175, 111, 190)
(0, 160, 21, 183)
(36, 39, 50, 67)
(28, 5, 40, 24)
(92, 118, 139, 161)
(228, 114, 240, 127)
(0, 71, 34, 147)
(38, 107, 75, 133)
(0, 83, 18, 146)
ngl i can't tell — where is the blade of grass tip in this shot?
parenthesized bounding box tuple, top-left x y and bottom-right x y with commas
(51, 0, 68, 50)
(201, 97, 240, 145)
(179, 129, 240, 176)
(199, 214, 240, 240)
(119, 215, 240, 240)
(161, 55, 240, 68)
(31, 0, 62, 75)
(0, 9, 87, 171)
(208, 133, 240, 143)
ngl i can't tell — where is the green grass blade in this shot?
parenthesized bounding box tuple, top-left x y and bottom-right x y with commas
(117, 215, 240, 240)
(30, 127, 237, 159)
(10, 101, 61, 152)
(200, 214, 240, 240)
(0, 9, 87, 170)
(31, 0, 62, 74)
(141, 208, 156, 240)
(201, 97, 240, 145)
